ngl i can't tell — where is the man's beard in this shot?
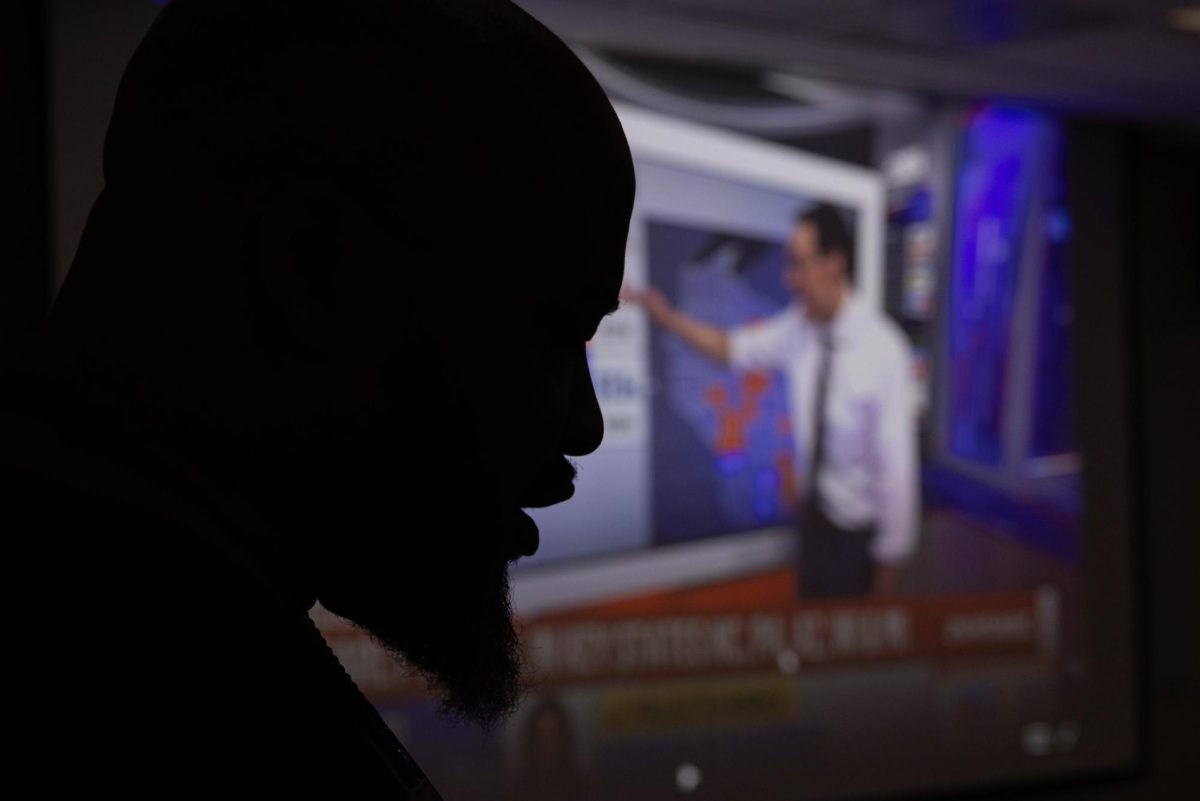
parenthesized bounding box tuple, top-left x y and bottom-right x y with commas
(318, 537, 525, 730)
(376, 560, 523, 729)
(276, 414, 531, 729)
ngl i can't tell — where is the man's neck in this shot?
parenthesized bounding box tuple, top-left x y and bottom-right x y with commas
(10, 367, 320, 614)
(806, 283, 850, 325)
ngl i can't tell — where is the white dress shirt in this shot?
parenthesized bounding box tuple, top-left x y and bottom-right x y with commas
(728, 293, 920, 564)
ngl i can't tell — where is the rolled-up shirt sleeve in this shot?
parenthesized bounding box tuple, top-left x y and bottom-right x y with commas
(728, 307, 799, 372)
(871, 335, 921, 564)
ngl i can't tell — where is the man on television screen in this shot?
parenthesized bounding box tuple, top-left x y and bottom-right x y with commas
(0, 0, 632, 796)
(626, 204, 918, 598)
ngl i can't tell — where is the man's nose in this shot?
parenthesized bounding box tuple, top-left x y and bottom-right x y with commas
(561, 345, 604, 456)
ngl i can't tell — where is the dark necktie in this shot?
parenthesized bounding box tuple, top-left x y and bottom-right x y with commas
(808, 328, 834, 512)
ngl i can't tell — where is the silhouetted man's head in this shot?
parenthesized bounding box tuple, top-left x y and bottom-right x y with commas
(31, 0, 634, 727)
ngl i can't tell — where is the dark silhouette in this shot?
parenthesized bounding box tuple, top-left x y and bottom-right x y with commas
(2, 0, 633, 795)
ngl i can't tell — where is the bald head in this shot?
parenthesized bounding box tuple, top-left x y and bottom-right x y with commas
(104, 0, 631, 209)
(34, 0, 633, 421)
(24, 0, 634, 727)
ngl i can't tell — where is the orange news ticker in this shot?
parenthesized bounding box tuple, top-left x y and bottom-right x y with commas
(315, 570, 1060, 701)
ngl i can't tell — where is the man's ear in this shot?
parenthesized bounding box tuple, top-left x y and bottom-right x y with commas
(254, 184, 352, 358)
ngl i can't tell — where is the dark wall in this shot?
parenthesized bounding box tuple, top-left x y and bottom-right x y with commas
(990, 124, 1199, 801)
(1131, 127, 1199, 694)
(1122, 124, 1199, 797)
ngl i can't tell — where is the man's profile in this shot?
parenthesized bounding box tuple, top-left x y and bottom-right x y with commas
(2, 0, 633, 795)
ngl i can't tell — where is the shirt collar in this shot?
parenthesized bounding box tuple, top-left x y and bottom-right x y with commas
(802, 290, 865, 347)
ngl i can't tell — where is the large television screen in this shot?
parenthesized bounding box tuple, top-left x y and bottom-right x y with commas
(39, 3, 1148, 798)
(314, 101, 1141, 801)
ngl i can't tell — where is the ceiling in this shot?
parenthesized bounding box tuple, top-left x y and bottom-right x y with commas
(517, 0, 1200, 119)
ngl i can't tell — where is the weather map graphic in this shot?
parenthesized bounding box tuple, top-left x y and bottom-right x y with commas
(647, 219, 800, 546)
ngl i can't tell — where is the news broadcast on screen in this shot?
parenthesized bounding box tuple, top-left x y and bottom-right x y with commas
(313, 97, 1138, 801)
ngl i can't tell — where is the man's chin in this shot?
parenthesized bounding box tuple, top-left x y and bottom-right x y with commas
(374, 619, 524, 731)
(320, 562, 525, 730)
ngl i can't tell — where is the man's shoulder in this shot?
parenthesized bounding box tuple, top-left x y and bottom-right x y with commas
(738, 302, 805, 338)
(855, 302, 911, 360)
(2, 464, 401, 792)
(0, 389, 423, 796)
(727, 302, 807, 370)
(0, 431, 311, 687)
